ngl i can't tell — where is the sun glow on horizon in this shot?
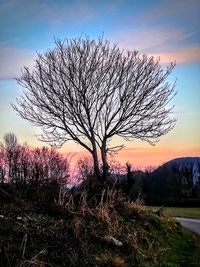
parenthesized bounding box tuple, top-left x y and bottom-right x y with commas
(60, 145, 200, 171)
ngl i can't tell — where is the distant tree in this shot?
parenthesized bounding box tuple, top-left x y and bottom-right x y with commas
(18, 143, 31, 184)
(1, 133, 69, 186)
(0, 143, 6, 183)
(145, 166, 156, 174)
(4, 132, 18, 151)
(13, 36, 176, 180)
(109, 159, 125, 179)
(29, 146, 69, 186)
(3, 133, 21, 183)
(125, 162, 133, 186)
(76, 156, 94, 181)
(45, 147, 69, 185)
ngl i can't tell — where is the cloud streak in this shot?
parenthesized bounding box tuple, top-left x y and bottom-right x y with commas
(61, 145, 200, 169)
(1, 41, 199, 82)
(116, 27, 199, 64)
(119, 28, 192, 49)
(151, 46, 200, 64)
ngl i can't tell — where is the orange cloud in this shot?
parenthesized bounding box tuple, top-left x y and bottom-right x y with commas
(114, 145, 200, 169)
(151, 46, 200, 64)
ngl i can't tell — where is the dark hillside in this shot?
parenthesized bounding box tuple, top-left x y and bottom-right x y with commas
(0, 184, 200, 267)
(143, 157, 200, 206)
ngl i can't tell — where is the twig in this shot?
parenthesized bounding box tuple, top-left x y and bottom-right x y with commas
(20, 234, 28, 263)
(4, 247, 11, 267)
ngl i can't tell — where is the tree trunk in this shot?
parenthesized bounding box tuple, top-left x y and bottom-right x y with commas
(101, 141, 109, 181)
(91, 143, 100, 180)
(92, 152, 100, 179)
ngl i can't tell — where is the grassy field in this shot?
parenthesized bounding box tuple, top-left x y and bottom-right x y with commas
(149, 206, 200, 219)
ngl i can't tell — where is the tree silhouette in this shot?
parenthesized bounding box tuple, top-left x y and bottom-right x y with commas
(0, 143, 6, 183)
(0, 133, 69, 185)
(3, 133, 21, 183)
(13, 36, 176, 180)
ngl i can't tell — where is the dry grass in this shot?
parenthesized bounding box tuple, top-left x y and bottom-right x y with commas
(2, 183, 200, 266)
(19, 249, 52, 267)
(54, 186, 171, 265)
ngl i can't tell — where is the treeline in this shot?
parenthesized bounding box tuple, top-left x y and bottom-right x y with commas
(1, 133, 199, 207)
(121, 165, 200, 207)
(142, 166, 200, 206)
(0, 133, 69, 186)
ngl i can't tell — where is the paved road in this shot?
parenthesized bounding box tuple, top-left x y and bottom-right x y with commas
(175, 217, 200, 236)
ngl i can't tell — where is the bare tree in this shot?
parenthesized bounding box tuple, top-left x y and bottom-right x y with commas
(76, 156, 94, 181)
(3, 133, 21, 183)
(0, 143, 6, 183)
(13, 36, 176, 180)
(4, 132, 18, 151)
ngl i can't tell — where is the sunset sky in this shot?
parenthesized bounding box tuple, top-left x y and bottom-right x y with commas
(0, 0, 199, 169)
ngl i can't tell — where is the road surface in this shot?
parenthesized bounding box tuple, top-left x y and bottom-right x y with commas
(175, 217, 200, 236)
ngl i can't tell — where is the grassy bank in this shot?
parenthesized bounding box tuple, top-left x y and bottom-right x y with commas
(149, 207, 200, 219)
(1, 185, 200, 266)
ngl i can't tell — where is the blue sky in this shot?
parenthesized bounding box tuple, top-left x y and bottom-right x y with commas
(0, 0, 199, 166)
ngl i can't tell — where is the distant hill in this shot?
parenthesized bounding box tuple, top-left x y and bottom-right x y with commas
(158, 157, 200, 185)
(112, 157, 200, 186)
(143, 157, 200, 205)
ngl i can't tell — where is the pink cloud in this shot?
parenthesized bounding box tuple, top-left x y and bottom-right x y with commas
(116, 27, 199, 64)
(151, 46, 200, 64)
